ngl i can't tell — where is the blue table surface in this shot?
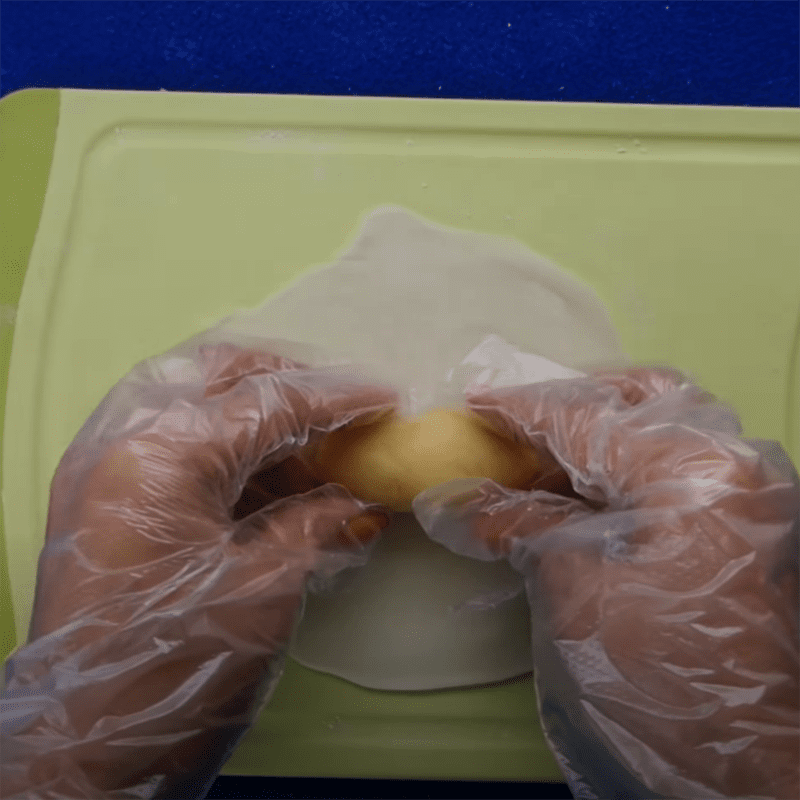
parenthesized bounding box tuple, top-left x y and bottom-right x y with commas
(1, 1, 797, 798)
(1, 1, 797, 105)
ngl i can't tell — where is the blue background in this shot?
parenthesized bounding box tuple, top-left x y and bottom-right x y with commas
(1, 0, 798, 105)
(1, 1, 798, 798)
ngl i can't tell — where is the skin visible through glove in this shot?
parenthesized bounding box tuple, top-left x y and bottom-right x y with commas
(458, 368, 800, 800)
(3, 345, 399, 799)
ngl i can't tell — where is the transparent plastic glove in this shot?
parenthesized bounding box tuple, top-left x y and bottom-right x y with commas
(414, 367, 799, 800)
(1, 339, 398, 799)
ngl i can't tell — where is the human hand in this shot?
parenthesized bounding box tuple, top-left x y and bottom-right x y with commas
(414, 367, 799, 800)
(2, 340, 398, 799)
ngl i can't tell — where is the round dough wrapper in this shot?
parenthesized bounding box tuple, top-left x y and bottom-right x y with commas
(310, 407, 542, 512)
(209, 206, 628, 690)
(289, 513, 534, 691)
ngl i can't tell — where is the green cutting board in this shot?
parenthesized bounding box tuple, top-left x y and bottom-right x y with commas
(1, 88, 798, 782)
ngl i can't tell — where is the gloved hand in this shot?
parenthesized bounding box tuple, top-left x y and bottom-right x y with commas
(414, 367, 800, 800)
(1, 340, 398, 799)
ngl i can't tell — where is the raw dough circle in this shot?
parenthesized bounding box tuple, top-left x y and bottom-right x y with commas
(310, 408, 541, 512)
(211, 206, 627, 690)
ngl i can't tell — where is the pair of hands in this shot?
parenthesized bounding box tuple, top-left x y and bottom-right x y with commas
(2, 343, 798, 799)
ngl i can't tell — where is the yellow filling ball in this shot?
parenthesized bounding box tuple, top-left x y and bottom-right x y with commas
(309, 407, 540, 512)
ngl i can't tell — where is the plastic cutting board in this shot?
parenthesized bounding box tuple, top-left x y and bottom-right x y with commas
(1, 88, 799, 782)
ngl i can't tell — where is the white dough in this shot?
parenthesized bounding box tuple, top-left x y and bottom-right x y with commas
(209, 207, 628, 691)
(291, 513, 534, 691)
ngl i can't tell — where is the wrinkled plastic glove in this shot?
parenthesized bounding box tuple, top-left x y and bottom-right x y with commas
(414, 367, 800, 800)
(1, 341, 398, 799)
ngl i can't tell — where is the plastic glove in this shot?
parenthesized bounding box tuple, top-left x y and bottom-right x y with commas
(414, 367, 799, 800)
(1, 340, 399, 799)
